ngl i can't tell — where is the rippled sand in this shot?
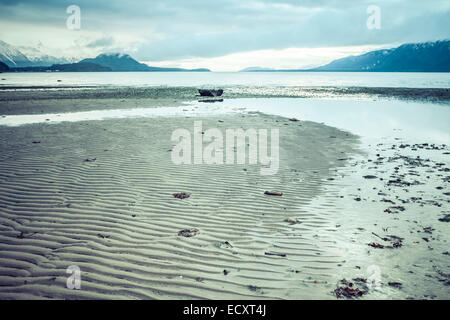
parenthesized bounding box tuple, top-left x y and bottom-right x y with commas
(1, 86, 448, 300)
(0, 112, 359, 299)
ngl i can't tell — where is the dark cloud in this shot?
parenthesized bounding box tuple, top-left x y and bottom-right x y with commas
(0, 0, 449, 60)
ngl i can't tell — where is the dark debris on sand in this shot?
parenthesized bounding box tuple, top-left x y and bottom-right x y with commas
(334, 278, 368, 299)
(178, 228, 199, 237)
(369, 233, 403, 249)
(388, 282, 403, 289)
(173, 192, 190, 199)
(337, 139, 449, 297)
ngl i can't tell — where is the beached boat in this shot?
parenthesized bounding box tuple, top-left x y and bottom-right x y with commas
(198, 89, 223, 97)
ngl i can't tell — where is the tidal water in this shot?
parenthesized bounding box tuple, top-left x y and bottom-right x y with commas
(1, 71, 450, 88)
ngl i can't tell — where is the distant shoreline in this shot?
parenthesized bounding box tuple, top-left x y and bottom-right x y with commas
(2, 70, 450, 73)
(0, 85, 449, 110)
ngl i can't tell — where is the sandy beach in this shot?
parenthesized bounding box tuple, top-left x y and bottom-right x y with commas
(1, 0, 450, 309)
(0, 87, 448, 299)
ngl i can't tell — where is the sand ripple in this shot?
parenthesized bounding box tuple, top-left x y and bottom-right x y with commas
(0, 113, 358, 299)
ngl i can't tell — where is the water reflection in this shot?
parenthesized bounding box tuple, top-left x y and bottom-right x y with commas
(211, 98, 450, 144)
(0, 104, 237, 127)
(1, 97, 449, 145)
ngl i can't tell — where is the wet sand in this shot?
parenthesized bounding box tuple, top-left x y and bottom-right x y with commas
(1, 85, 449, 116)
(0, 106, 359, 299)
(0, 88, 448, 300)
(310, 139, 450, 299)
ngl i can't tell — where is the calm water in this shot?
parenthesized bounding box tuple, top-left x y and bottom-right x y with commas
(1, 72, 450, 88)
(1, 71, 449, 144)
(213, 98, 450, 144)
(2, 98, 449, 145)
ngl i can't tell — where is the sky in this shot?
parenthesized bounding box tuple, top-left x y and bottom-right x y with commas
(0, 0, 449, 71)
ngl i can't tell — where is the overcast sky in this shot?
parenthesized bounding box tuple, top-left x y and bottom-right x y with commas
(0, 0, 449, 71)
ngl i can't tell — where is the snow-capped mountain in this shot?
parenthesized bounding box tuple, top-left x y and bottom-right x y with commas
(18, 44, 73, 66)
(0, 42, 210, 72)
(0, 40, 70, 67)
(0, 40, 31, 67)
(313, 40, 450, 72)
(236, 40, 450, 72)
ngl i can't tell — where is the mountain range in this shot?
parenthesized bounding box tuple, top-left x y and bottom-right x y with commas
(1, 39, 449, 72)
(7, 62, 112, 72)
(0, 41, 210, 72)
(0, 40, 70, 67)
(240, 40, 450, 72)
(80, 53, 209, 72)
(313, 40, 450, 72)
(240, 66, 275, 72)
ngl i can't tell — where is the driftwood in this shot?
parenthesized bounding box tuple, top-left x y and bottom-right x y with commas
(264, 252, 286, 257)
(264, 191, 283, 196)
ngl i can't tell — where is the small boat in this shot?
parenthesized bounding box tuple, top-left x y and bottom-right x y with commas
(198, 89, 223, 97)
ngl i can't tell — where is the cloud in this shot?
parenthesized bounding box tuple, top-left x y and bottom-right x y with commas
(86, 36, 114, 48)
(0, 0, 449, 66)
(142, 45, 383, 71)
